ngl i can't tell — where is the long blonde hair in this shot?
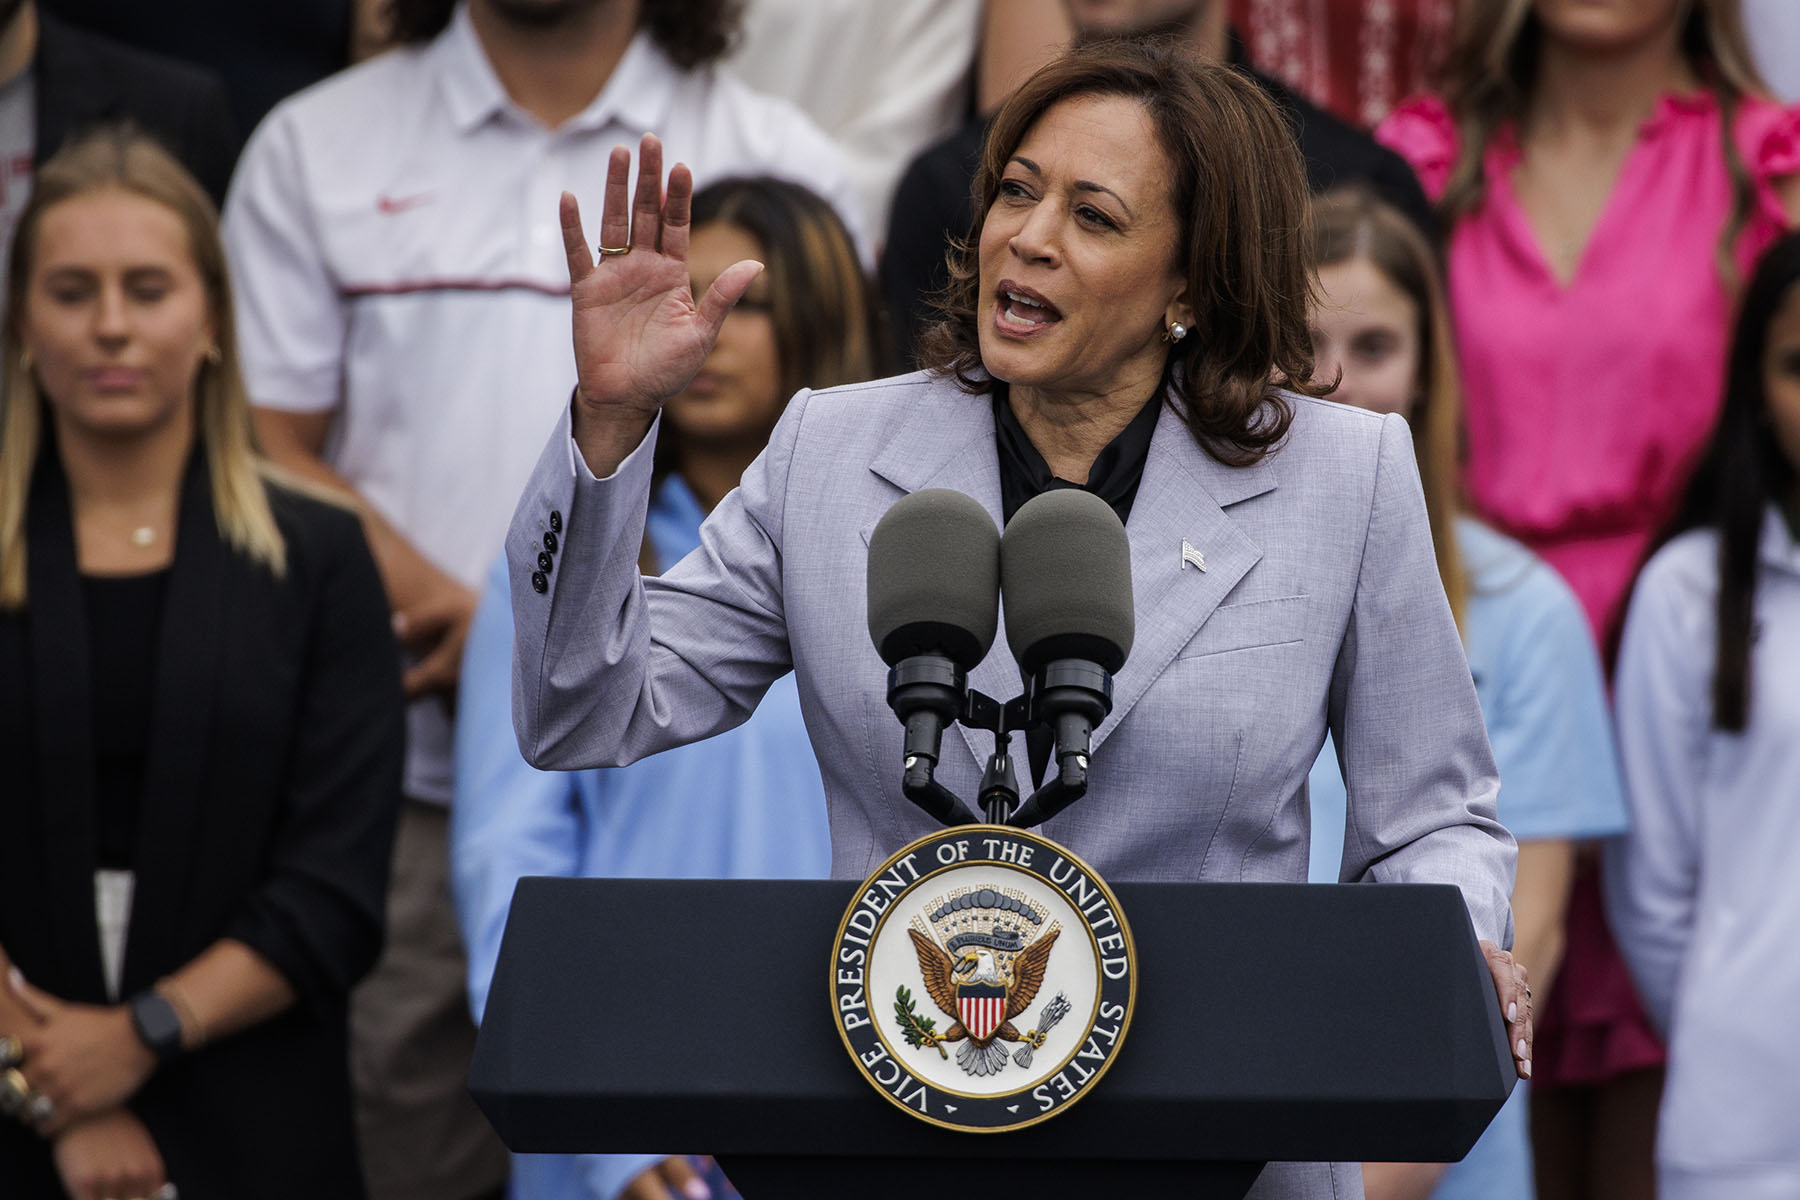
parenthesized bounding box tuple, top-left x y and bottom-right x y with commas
(0, 127, 286, 610)
(1439, 0, 1767, 288)
(1312, 187, 1468, 632)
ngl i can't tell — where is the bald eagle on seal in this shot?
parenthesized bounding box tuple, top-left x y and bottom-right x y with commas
(906, 925, 1061, 1076)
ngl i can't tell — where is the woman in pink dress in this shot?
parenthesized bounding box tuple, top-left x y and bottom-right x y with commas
(1377, 2, 1800, 1197)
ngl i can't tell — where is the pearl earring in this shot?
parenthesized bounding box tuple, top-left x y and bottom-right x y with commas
(1166, 321, 1188, 343)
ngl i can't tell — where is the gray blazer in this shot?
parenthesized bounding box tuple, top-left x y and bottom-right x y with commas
(507, 373, 1515, 1196)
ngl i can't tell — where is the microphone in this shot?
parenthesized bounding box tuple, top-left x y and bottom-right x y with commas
(867, 489, 1001, 826)
(1000, 489, 1134, 827)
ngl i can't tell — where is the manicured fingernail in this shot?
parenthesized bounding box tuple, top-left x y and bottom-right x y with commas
(1508, 1002, 1517, 1023)
(1517, 1039, 1529, 1058)
(1521, 1059, 1532, 1078)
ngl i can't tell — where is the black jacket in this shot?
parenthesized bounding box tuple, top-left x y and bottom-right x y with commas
(34, 11, 239, 204)
(0, 450, 403, 1198)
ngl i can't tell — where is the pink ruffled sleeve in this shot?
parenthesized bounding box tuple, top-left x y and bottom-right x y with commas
(1735, 97, 1800, 247)
(1375, 94, 1458, 203)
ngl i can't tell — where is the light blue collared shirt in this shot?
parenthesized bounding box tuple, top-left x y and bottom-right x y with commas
(1308, 518, 1629, 1200)
(453, 475, 832, 1200)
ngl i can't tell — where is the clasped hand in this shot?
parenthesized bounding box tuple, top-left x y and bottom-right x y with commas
(562, 133, 763, 477)
(8, 968, 156, 1135)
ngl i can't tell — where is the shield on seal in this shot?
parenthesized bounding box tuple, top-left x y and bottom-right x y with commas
(957, 983, 1007, 1041)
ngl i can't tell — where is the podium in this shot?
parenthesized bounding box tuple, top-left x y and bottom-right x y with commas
(470, 878, 1513, 1198)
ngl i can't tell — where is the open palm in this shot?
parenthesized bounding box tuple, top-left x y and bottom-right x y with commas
(563, 135, 763, 423)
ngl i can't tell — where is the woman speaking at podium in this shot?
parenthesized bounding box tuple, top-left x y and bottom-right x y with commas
(507, 41, 1529, 1196)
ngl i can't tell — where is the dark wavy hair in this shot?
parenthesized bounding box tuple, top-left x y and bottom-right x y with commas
(1639, 229, 1800, 730)
(915, 39, 1323, 467)
(386, 0, 742, 68)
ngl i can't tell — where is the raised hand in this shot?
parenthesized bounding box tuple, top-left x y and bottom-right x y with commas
(563, 133, 763, 476)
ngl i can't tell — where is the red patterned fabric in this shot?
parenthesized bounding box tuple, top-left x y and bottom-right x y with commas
(1229, 0, 1454, 128)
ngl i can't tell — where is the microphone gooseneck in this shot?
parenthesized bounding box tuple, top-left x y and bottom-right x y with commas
(866, 489, 1001, 827)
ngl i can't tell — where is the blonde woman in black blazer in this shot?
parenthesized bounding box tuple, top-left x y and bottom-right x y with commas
(0, 128, 402, 1199)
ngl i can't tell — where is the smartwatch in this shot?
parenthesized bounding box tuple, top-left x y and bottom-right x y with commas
(128, 991, 185, 1062)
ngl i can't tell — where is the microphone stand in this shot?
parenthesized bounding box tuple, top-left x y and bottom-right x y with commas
(893, 667, 1109, 830)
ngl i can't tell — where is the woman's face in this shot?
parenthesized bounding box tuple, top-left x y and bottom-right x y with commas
(19, 188, 213, 442)
(1532, 0, 1687, 51)
(665, 221, 783, 447)
(977, 93, 1191, 407)
(1310, 257, 1423, 420)
(1763, 281, 1800, 481)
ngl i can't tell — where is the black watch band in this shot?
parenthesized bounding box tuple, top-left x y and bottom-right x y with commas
(128, 991, 184, 1062)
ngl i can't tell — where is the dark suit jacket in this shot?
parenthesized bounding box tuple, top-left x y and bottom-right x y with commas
(881, 47, 1435, 369)
(0, 449, 404, 1198)
(34, 11, 239, 204)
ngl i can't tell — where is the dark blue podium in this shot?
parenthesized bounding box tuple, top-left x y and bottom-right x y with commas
(469, 879, 1513, 1198)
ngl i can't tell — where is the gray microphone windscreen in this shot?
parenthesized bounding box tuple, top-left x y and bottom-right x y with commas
(1001, 489, 1134, 674)
(867, 489, 1001, 669)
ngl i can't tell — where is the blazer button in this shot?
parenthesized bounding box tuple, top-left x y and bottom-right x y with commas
(537, 551, 553, 573)
(549, 510, 563, 534)
(531, 571, 548, 594)
(543, 530, 559, 553)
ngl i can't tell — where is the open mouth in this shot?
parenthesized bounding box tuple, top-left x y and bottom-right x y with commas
(995, 280, 1062, 331)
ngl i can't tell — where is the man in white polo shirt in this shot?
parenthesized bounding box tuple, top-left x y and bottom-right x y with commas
(221, 2, 860, 1198)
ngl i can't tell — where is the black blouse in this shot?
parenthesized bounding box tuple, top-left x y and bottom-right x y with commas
(81, 567, 170, 869)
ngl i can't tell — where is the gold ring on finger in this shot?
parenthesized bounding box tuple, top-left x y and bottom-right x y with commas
(0, 1067, 28, 1114)
(0, 1034, 21, 1068)
(597, 244, 632, 257)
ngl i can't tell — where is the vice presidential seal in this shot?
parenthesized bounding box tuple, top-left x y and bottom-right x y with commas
(830, 825, 1136, 1132)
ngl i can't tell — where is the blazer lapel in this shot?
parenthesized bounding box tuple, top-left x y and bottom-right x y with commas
(121, 455, 226, 990)
(861, 387, 1016, 771)
(23, 456, 107, 999)
(1094, 403, 1277, 753)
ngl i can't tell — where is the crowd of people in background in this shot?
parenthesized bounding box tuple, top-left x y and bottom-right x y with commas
(0, 1, 1796, 1199)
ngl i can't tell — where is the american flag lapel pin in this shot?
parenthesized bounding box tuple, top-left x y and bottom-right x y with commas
(1180, 540, 1207, 572)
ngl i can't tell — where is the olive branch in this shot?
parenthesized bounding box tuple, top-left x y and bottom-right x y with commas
(893, 986, 947, 1059)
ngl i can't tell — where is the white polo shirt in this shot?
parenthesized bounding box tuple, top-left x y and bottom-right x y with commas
(223, 4, 862, 803)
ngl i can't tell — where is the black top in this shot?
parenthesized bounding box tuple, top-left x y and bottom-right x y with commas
(881, 37, 1435, 369)
(81, 566, 169, 869)
(993, 386, 1162, 527)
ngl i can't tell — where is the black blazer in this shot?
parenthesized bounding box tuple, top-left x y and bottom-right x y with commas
(0, 451, 404, 1198)
(34, 11, 239, 204)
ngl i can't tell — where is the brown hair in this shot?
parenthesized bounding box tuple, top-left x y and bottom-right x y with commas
(917, 38, 1323, 467)
(690, 176, 879, 404)
(1312, 186, 1468, 632)
(0, 127, 288, 609)
(387, 0, 743, 68)
(1438, 0, 1767, 288)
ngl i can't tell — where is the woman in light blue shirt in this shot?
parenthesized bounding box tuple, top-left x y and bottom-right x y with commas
(452, 178, 878, 1200)
(1606, 230, 1800, 1200)
(1304, 188, 1629, 1200)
